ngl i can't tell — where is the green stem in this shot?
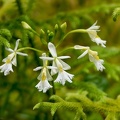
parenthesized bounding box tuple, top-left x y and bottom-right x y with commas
(51, 80, 56, 95)
(58, 47, 74, 55)
(17, 47, 43, 53)
(57, 29, 86, 47)
(16, 0, 24, 15)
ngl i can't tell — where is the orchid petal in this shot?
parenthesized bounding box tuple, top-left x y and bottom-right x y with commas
(14, 39, 20, 51)
(5, 48, 14, 52)
(58, 56, 70, 59)
(87, 21, 100, 30)
(12, 56, 17, 66)
(16, 52, 28, 56)
(74, 45, 89, 50)
(78, 50, 88, 59)
(48, 42, 57, 57)
(58, 59, 71, 70)
(35, 80, 52, 93)
(40, 56, 54, 61)
(47, 66, 57, 69)
(51, 61, 58, 75)
(46, 69, 53, 81)
(33, 66, 43, 71)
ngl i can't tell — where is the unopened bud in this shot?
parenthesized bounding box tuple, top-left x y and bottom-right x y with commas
(48, 32, 54, 42)
(54, 24, 59, 34)
(40, 29, 45, 38)
(21, 21, 32, 30)
(60, 22, 67, 32)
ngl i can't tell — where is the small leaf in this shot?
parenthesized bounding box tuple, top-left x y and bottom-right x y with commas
(51, 106, 57, 116)
(33, 103, 40, 110)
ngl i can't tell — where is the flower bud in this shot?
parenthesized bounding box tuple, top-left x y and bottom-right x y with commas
(54, 24, 59, 34)
(21, 21, 32, 30)
(60, 22, 67, 32)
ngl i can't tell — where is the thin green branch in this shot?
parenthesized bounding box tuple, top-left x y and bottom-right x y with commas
(57, 29, 86, 47)
(17, 47, 43, 53)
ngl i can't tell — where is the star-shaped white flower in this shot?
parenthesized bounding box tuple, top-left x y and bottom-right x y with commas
(40, 42, 74, 85)
(87, 21, 106, 47)
(33, 53, 56, 93)
(0, 39, 28, 75)
(74, 45, 105, 71)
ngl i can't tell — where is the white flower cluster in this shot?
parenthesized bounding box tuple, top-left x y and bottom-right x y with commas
(34, 42, 74, 93)
(74, 21, 106, 72)
(0, 21, 106, 93)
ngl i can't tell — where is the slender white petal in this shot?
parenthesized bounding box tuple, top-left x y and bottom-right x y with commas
(51, 61, 58, 75)
(74, 45, 89, 50)
(87, 21, 100, 30)
(5, 48, 14, 52)
(46, 69, 53, 81)
(33, 66, 43, 71)
(16, 52, 28, 56)
(36, 71, 42, 80)
(7, 53, 15, 61)
(42, 53, 47, 66)
(87, 30, 97, 41)
(88, 54, 95, 62)
(58, 56, 70, 59)
(47, 66, 57, 69)
(40, 56, 54, 61)
(35, 80, 52, 93)
(14, 39, 20, 51)
(48, 42, 57, 57)
(78, 50, 88, 59)
(12, 56, 17, 66)
(58, 59, 71, 70)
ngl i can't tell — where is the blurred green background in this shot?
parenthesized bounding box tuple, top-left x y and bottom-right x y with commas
(0, 0, 120, 120)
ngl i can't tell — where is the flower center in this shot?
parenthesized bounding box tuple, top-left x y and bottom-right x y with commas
(58, 66, 63, 72)
(55, 58, 63, 72)
(41, 68, 46, 81)
(6, 58, 11, 64)
(89, 50, 99, 60)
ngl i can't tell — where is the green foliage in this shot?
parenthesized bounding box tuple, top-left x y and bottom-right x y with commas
(113, 7, 120, 21)
(0, 0, 120, 120)
(0, 29, 11, 47)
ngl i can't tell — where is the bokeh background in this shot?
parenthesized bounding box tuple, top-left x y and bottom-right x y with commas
(0, 0, 120, 120)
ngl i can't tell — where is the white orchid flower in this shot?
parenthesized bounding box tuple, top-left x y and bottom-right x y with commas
(33, 53, 57, 93)
(40, 42, 74, 85)
(5, 39, 28, 66)
(87, 21, 106, 47)
(0, 39, 28, 75)
(74, 45, 105, 71)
